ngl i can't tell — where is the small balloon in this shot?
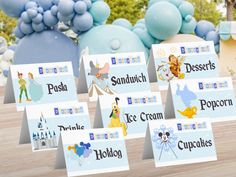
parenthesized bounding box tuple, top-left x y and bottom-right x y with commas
(52, 0, 59, 5)
(73, 12, 93, 32)
(50, 5, 58, 16)
(169, 0, 183, 7)
(206, 31, 220, 45)
(20, 22, 34, 34)
(83, 0, 92, 9)
(178, 1, 194, 18)
(33, 0, 53, 10)
(37, 7, 44, 14)
(58, 0, 75, 16)
(25, 1, 38, 10)
(43, 10, 59, 27)
(32, 13, 43, 24)
(14, 27, 25, 39)
(21, 12, 32, 23)
(195, 20, 215, 38)
(180, 18, 197, 34)
(32, 22, 45, 32)
(74, 1, 87, 15)
(27, 9, 38, 19)
(89, 1, 110, 23)
(112, 18, 132, 30)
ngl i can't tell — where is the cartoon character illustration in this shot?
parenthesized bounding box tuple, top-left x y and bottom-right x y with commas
(18, 72, 31, 103)
(168, 55, 185, 79)
(108, 97, 127, 136)
(157, 63, 174, 81)
(88, 61, 110, 80)
(28, 72, 43, 102)
(152, 125, 178, 160)
(68, 142, 93, 166)
(176, 84, 198, 119)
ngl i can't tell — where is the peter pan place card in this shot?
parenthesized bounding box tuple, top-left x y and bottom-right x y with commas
(165, 77, 236, 122)
(143, 119, 217, 167)
(94, 92, 165, 138)
(148, 41, 219, 90)
(19, 101, 91, 152)
(78, 52, 150, 101)
(55, 128, 129, 177)
(4, 62, 77, 111)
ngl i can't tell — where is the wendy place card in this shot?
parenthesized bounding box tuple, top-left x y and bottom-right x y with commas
(55, 128, 129, 177)
(78, 52, 150, 101)
(94, 92, 165, 138)
(19, 101, 91, 152)
(148, 41, 219, 90)
(4, 62, 77, 111)
(165, 77, 236, 122)
(143, 118, 217, 167)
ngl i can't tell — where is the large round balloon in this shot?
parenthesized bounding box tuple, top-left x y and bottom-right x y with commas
(79, 25, 148, 60)
(145, 1, 182, 40)
(13, 30, 80, 76)
(195, 20, 215, 38)
(0, 0, 29, 18)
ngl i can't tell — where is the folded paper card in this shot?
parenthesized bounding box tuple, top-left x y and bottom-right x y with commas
(55, 128, 129, 177)
(148, 41, 219, 90)
(143, 119, 217, 167)
(78, 52, 150, 101)
(94, 92, 165, 138)
(19, 102, 91, 152)
(4, 62, 77, 111)
(165, 77, 236, 122)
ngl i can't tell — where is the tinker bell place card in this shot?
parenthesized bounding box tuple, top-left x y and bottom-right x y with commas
(19, 101, 91, 152)
(165, 77, 236, 122)
(94, 92, 165, 138)
(55, 128, 129, 177)
(148, 41, 219, 90)
(78, 52, 150, 101)
(4, 62, 77, 111)
(143, 119, 217, 167)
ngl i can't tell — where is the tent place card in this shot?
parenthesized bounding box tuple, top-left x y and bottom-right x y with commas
(4, 62, 77, 111)
(94, 92, 165, 139)
(55, 128, 129, 177)
(165, 77, 236, 122)
(19, 102, 91, 152)
(148, 41, 219, 90)
(143, 119, 217, 167)
(78, 52, 150, 101)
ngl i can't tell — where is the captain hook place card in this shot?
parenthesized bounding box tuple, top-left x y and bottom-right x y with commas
(143, 119, 217, 167)
(19, 101, 91, 152)
(4, 62, 77, 111)
(78, 52, 151, 101)
(55, 128, 129, 177)
(94, 92, 165, 138)
(148, 41, 219, 90)
(165, 77, 236, 122)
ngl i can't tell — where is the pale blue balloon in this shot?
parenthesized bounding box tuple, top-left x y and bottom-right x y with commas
(148, 0, 166, 8)
(27, 9, 38, 19)
(195, 20, 215, 38)
(73, 12, 93, 32)
(32, 22, 45, 32)
(37, 7, 44, 14)
(74, 1, 87, 15)
(0, 0, 29, 17)
(32, 13, 43, 24)
(25, 1, 38, 10)
(52, 0, 59, 5)
(133, 28, 155, 49)
(14, 27, 25, 39)
(13, 30, 80, 76)
(33, 0, 53, 10)
(206, 31, 220, 45)
(58, 0, 75, 16)
(43, 10, 58, 27)
(169, 0, 183, 7)
(83, 0, 92, 9)
(145, 1, 182, 40)
(21, 11, 32, 23)
(178, 1, 194, 18)
(20, 22, 34, 34)
(89, 1, 110, 23)
(180, 18, 197, 34)
(51, 5, 58, 16)
(112, 18, 132, 30)
(57, 12, 74, 23)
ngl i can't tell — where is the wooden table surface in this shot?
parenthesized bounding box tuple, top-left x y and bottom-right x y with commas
(1, 83, 236, 177)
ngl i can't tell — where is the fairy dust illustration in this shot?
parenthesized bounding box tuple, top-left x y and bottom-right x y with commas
(152, 125, 178, 160)
(176, 84, 197, 119)
(108, 97, 127, 136)
(18, 72, 31, 103)
(157, 55, 186, 82)
(68, 142, 93, 166)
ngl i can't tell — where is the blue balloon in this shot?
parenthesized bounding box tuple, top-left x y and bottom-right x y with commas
(206, 31, 220, 45)
(112, 18, 132, 30)
(74, 1, 87, 15)
(195, 20, 215, 38)
(43, 10, 58, 27)
(83, 0, 92, 9)
(58, 0, 74, 16)
(52, 0, 59, 5)
(27, 9, 38, 19)
(73, 12, 93, 32)
(133, 28, 155, 49)
(37, 7, 44, 14)
(178, 1, 194, 18)
(33, 0, 53, 10)
(20, 22, 33, 34)
(57, 12, 74, 23)
(51, 5, 58, 16)
(13, 30, 80, 76)
(14, 27, 25, 39)
(21, 12, 32, 23)
(25, 1, 38, 10)
(32, 13, 43, 24)
(145, 2, 182, 40)
(0, 0, 29, 17)
(169, 0, 183, 7)
(180, 18, 197, 34)
(89, 1, 110, 23)
(133, 23, 146, 30)
(32, 22, 45, 32)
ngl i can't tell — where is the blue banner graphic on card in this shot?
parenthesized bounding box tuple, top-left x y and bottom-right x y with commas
(151, 41, 219, 90)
